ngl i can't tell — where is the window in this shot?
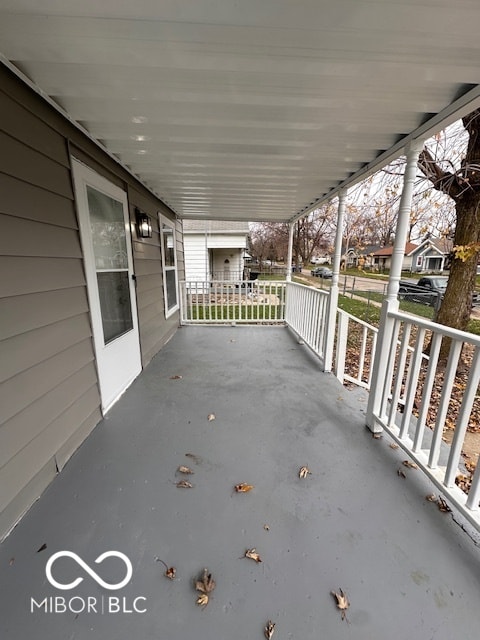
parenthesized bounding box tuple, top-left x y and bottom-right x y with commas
(160, 215, 179, 317)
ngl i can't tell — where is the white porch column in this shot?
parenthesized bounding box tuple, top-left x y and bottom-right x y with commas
(324, 189, 348, 372)
(366, 139, 424, 431)
(286, 222, 294, 282)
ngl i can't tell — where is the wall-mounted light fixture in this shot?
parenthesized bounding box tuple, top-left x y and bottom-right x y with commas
(135, 207, 152, 238)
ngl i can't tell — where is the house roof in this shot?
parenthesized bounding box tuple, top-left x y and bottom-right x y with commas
(373, 242, 418, 257)
(409, 236, 453, 255)
(1, 1, 480, 223)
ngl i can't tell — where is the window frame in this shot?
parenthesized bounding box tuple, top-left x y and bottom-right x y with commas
(159, 214, 179, 318)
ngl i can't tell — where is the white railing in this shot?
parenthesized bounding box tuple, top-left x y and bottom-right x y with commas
(335, 309, 378, 389)
(179, 280, 286, 324)
(285, 282, 330, 360)
(369, 310, 480, 529)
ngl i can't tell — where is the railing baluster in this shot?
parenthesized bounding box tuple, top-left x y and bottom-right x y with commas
(380, 318, 402, 422)
(444, 346, 480, 487)
(413, 332, 442, 452)
(399, 327, 426, 439)
(428, 340, 462, 469)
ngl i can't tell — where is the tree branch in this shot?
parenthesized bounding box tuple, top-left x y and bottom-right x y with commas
(418, 147, 461, 199)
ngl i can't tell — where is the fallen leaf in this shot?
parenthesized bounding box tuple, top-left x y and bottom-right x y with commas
(402, 460, 418, 469)
(425, 494, 437, 502)
(245, 548, 262, 563)
(372, 433, 382, 440)
(235, 483, 254, 493)
(437, 497, 451, 513)
(264, 620, 276, 639)
(207, 413, 216, 422)
(389, 443, 399, 450)
(177, 465, 194, 475)
(331, 588, 350, 621)
(155, 558, 176, 580)
(176, 480, 194, 489)
(37, 543, 47, 553)
(169, 375, 183, 380)
(299, 466, 312, 479)
(263, 524, 270, 532)
(165, 566, 177, 580)
(397, 469, 406, 479)
(195, 568, 216, 607)
(196, 593, 209, 608)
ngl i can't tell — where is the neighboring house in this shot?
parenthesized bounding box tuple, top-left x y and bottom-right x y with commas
(183, 220, 249, 282)
(371, 242, 419, 271)
(409, 237, 452, 273)
(343, 244, 383, 269)
(0, 66, 185, 539)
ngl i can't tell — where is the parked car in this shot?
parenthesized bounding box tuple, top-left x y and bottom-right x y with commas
(311, 266, 333, 278)
(398, 276, 448, 307)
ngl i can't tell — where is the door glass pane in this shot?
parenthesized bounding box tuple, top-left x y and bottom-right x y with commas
(97, 272, 133, 344)
(87, 186, 128, 269)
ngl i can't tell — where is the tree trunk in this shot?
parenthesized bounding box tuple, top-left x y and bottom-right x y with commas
(436, 193, 480, 359)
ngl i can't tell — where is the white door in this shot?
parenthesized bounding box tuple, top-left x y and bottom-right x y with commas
(72, 160, 142, 412)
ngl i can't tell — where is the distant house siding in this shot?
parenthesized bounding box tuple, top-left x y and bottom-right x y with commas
(184, 229, 248, 281)
(0, 66, 180, 539)
(184, 235, 209, 281)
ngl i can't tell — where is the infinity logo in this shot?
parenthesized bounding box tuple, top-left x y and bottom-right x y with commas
(46, 551, 133, 591)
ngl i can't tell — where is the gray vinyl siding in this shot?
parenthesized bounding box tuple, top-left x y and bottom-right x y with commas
(0, 78, 101, 537)
(0, 65, 180, 538)
(128, 189, 180, 367)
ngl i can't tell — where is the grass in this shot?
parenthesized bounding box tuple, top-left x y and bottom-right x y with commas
(337, 296, 381, 325)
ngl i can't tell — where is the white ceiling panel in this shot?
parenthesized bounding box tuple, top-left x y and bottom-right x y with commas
(1, 1, 480, 221)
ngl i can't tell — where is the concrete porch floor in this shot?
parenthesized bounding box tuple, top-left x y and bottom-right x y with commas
(1, 326, 480, 640)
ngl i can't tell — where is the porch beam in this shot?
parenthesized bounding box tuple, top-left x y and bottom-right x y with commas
(366, 139, 424, 431)
(324, 189, 348, 372)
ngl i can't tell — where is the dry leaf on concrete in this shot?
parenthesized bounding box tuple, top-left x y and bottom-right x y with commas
(155, 558, 176, 580)
(299, 466, 312, 479)
(177, 465, 194, 475)
(196, 593, 209, 608)
(397, 469, 406, 479)
(195, 569, 216, 608)
(264, 620, 276, 639)
(372, 432, 383, 439)
(331, 588, 350, 621)
(402, 460, 418, 469)
(437, 496, 451, 513)
(244, 548, 262, 563)
(207, 413, 216, 421)
(425, 494, 437, 502)
(176, 480, 194, 489)
(169, 375, 183, 379)
(235, 483, 254, 493)
(389, 443, 399, 450)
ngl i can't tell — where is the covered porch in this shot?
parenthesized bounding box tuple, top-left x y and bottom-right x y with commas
(2, 325, 480, 639)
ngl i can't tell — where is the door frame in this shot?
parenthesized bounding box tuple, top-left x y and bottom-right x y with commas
(72, 159, 142, 413)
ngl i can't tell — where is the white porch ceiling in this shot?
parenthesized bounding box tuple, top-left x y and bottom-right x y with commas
(1, 1, 480, 222)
